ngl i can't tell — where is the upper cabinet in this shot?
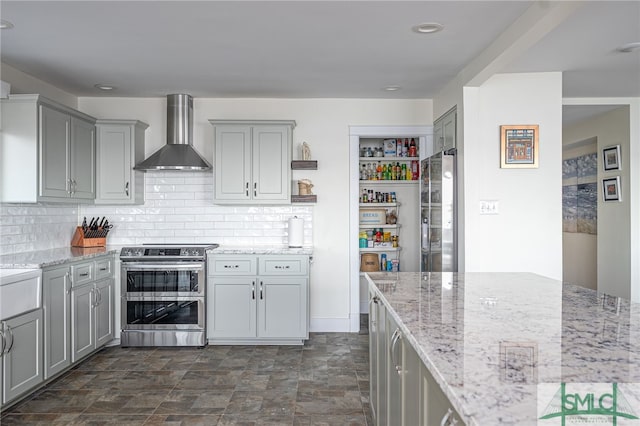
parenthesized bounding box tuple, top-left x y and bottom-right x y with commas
(210, 120, 295, 205)
(95, 120, 148, 205)
(433, 106, 457, 154)
(1, 95, 97, 203)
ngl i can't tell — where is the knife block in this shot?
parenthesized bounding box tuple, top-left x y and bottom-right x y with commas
(71, 227, 107, 248)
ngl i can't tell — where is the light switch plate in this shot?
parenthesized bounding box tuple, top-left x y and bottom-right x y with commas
(479, 200, 499, 215)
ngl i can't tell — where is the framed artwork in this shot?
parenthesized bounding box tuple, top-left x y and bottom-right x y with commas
(602, 145, 621, 171)
(500, 125, 539, 168)
(602, 176, 621, 202)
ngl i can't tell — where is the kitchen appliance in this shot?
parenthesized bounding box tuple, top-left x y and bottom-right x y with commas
(134, 94, 212, 171)
(119, 243, 218, 347)
(421, 149, 457, 272)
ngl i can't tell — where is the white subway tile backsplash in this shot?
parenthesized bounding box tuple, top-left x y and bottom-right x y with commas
(0, 171, 312, 254)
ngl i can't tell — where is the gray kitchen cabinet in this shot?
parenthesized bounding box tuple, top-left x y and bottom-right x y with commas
(369, 290, 388, 426)
(387, 313, 403, 424)
(207, 254, 309, 344)
(95, 120, 148, 204)
(1, 309, 43, 405)
(433, 107, 457, 153)
(210, 120, 295, 204)
(0, 94, 96, 203)
(421, 362, 464, 426)
(42, 266, 71, 379)
(71, 275, 114, 363)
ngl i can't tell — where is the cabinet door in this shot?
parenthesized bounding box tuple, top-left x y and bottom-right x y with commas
(402, 338, 421, 426)
(376, 296, 388, 426)
(208, 277, 256, 338)
(257, 277, 307, 339)
(252, 125, 290, 202)
(442, 110, 456, 151)
(214, 125, 252, 202)
(42, 267, 71, 379)
(387, 315, 403, 425)
(2, 309, 43, 405)
(94, 279, 114, 348)
(70, 116, 96, 200)
(39, 105, 70, 198)
(420, 363, 464, 426)
(433, 120, 444, 154)
(96, 124, 132, 201)
(71, 284, 95, 362)
(369, 292, 380, 425)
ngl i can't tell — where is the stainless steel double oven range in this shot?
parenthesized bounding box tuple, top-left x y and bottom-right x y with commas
(119, 244, 218, 347)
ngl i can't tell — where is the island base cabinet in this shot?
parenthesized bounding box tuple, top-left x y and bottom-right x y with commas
(1, 309, 43, 405)
(421, 363, 464, 426)
(369, 290, 388, 426)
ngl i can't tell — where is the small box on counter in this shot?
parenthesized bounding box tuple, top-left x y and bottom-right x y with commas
(383, 139, 397, 157)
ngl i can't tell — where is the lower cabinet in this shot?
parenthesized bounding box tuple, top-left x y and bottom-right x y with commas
(369, 283, 465, 426)
(72, 278, 114, 362)
(208, 254, 309, 344)
(43, 266, 71, 379)
(1, 309, 43, 405)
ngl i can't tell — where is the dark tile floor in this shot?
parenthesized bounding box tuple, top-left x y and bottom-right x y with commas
(0, 330, 372, 426)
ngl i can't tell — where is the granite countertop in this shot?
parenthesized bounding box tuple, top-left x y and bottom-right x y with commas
(208, 246, 313, 255)
(0, 246, 120, 269)
(366, 272, 640, 425)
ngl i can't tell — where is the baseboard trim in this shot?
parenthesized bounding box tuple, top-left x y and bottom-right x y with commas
(310, 317, 352, 332)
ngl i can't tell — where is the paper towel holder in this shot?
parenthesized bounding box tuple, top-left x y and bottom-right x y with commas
(288, 216, 304, 248)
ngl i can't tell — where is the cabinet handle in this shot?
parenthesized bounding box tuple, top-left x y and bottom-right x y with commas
(125, 182, 130, 196)
(80, 272, 90, 277)
(5, 324, 14, 354)
(252, 281, 255, 300)
(99, 267, 108, 271)
(389, 328, 402, 375)
(440, 408, 453, 426)
(224, 265, 239, 269)
(254, 182, 257, 197)
(260, 281, 263, 300)
(68, 179, 73, 195)
(0, 327, 5, 354)
(246, 182, 249, 197)
(91, 288, 97, 307)
(372, 296, 379, 304)
(274, 265, 290, 270)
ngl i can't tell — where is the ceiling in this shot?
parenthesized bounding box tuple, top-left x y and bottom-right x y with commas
(0, 1, 638, 101)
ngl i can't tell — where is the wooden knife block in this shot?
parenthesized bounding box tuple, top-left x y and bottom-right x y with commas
(71, 227, 106, 248)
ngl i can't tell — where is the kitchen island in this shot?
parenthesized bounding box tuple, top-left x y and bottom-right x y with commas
(366, 272, 640, 425)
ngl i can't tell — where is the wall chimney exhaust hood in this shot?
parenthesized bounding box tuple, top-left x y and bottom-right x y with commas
(134, 94, 212, 171)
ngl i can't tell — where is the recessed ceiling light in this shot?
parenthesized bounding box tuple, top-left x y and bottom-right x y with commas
(383, 86, 401, 92)
(617, 42, 640, 53)
(0, 20, 14, 30)
(94, 84, 116, 91)
(412, 22, 444, 34)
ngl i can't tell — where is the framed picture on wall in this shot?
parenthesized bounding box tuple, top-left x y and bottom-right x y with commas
(602, 176, 621, 202)
(602, 145, 621, 171)
(500, 125, 539, 168)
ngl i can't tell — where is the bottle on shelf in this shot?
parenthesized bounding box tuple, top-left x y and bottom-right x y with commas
(376, 161, 382, 180)
(409, 138, 417, 157)
(396, 139, 402, 157)
(402, 139, 409, 157)
(411, 160, 419, 180)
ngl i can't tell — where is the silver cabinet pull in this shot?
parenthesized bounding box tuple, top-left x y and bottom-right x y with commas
(440, 408, 453, 426)
(5, 324, 14, 353)
(372, 296, 379, 304)
(80, 272, 90, 277)
(0, 327, 5, 354)
(99, 267, 108, 271)
(274, 265, 290, 269)
(68, 179, 73, 194)
(246, 182, 249, 197)
(252, 281, 255, 300)
(389, 328, 402, 375)
(224, 265, 239, 269)
(125, 181, 130, 196)
(254, 182, 257, 197)
(260, 281, 264, 300)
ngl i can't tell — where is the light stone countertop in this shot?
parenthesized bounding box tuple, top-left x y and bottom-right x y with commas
(366, 272, 640, 425)
(0, 246, 120, 269)
(208, 246, 313, 255)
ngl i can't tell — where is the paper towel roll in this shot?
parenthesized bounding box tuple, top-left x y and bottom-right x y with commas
(288, 216, 304, 248)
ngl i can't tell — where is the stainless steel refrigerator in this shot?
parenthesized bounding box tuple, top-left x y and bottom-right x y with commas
(421, 150, 457, 272)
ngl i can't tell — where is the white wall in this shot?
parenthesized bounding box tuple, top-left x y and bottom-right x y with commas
(462, 72, 563, 280)
(0, 62, 77, 108)
(78, 97, 431, 331)
(563, 106, 631, 298)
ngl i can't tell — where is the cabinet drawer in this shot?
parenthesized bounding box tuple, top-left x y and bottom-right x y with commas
(71, 262, 94, 286)
(209, 256, 257, 275)
(259, 256, 308, 276)
(95, 256, 114, 279)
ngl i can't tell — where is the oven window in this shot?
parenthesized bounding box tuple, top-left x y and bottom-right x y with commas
(126, 270, 199, 293)
(126, 300, 200, 325)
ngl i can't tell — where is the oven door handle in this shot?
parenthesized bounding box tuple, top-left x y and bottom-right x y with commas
(122, 263, 204, 270)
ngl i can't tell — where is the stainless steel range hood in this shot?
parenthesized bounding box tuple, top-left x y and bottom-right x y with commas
(134, 94, 212, 171)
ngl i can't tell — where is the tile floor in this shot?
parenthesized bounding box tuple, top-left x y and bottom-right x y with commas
(0, 330, 372, 426)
